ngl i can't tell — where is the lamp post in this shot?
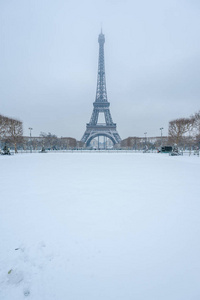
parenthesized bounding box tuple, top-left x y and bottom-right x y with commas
(144, 132, 147, 146)
(29, 127, 33, 153)
(160, 127, 163, 147)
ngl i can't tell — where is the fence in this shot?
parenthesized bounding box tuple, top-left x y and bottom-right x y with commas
(11, 149, 199, 156)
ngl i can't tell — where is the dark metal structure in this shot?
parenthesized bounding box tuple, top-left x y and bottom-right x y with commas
(81, 31, 121, 147)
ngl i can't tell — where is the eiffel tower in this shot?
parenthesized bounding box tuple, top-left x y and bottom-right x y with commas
(81, 31, 121, 147)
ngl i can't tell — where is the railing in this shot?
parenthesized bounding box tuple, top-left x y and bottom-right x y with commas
(8, 149, 199, 156)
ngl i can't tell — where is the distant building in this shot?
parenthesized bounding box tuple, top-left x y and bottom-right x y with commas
(121, 136, 169, 149)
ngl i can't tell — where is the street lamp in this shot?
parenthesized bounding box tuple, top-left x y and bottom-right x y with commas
(160, 127, 163, 147)
(29, 127, 33, 153)
(144, 132, 147, 146)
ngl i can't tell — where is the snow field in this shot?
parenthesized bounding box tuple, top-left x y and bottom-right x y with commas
(0, 152, 200, 300)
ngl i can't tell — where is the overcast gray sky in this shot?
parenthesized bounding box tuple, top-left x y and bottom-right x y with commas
(1, 0, 200, 139)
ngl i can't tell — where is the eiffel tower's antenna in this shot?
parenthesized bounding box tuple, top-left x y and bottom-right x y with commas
(96, 28, 106, 103)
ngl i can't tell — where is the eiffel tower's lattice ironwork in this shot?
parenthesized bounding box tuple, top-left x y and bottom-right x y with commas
(81, 31, 121, 147)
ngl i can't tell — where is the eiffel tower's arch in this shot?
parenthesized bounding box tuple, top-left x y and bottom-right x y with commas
(86, 132, 117, 147)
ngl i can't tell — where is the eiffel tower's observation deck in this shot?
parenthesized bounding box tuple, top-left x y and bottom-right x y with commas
(81, 31, 121, 147)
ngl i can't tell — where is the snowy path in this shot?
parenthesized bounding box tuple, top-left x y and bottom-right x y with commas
(0, 153, 200, 300)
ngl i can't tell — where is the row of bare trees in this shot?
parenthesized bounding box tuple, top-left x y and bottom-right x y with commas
(0, 114, 23, 153)
(168, 110, 200, 148)
(22, 132, 77, 151)
(38, 133, 77, 150)
(39, 132, 59, 150)
(0, 115, 77, 152)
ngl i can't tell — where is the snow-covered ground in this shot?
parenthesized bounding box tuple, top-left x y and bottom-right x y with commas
(0, 152, 200, 300)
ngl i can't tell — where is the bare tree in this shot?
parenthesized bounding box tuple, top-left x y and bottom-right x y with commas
(192, 110, 200, 146)
(39, 132, 59, 150)
(0, 114, 23, 152)
(0, 115, 9, 139)
(168, 117, 193, 146)
(7, 119, 23, 153)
